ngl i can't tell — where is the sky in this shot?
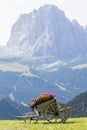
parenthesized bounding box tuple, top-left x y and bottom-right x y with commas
(0, 0, 87, 46)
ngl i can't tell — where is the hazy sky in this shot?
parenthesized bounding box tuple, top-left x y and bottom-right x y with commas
(0, 0, 87, 46)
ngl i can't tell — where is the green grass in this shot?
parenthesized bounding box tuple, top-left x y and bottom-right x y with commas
(0, 118, 87, 130)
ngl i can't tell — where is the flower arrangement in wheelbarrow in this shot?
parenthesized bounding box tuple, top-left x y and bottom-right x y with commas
(29, 92, 55, 110)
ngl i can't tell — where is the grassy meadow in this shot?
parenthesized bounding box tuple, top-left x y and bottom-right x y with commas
(0, 118, 87, 130)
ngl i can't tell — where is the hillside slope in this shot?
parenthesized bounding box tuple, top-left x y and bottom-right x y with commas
(0, 96, 29, 119)
(67, 91, 87, 117)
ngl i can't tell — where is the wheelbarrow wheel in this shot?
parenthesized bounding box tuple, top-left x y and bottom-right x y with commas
(45, 102, 67, 123)
(25, 111, 39, 123)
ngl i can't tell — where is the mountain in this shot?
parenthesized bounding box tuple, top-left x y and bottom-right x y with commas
(0, 68, 70, 103)
(67, 91, 87, 117)
(1, 5, 87, 62)
(0, 96, 29, 119)
(0, 5, 87, 108)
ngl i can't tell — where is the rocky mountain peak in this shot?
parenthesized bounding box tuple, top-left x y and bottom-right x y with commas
(5, 4, 87, 61)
